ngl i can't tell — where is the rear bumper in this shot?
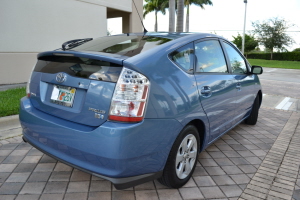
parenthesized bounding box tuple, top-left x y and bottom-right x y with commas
(22, 135, 162, 189)
(20, 97, 182, 188)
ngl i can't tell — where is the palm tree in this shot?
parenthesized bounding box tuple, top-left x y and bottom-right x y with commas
(176, 0, 184, 32)
(184, 0, 213, 32)
(169, 0, 176, 32)
(143, 0, 168, 32)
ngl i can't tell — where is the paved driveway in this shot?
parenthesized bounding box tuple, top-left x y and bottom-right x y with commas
(1, 110, 300, 200)
(0, 68, 300, 200)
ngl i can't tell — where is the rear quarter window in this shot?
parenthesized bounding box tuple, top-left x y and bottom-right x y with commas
(170, 43, 194, 72)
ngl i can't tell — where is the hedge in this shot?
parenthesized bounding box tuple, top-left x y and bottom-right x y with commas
(247, 52, 300, 61)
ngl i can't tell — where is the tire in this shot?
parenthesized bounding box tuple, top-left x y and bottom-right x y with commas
(245, 95, 260, 125)
(158, 125, 199, 188)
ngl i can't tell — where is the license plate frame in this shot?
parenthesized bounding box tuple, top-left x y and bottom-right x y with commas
(50, 85, 76, 107)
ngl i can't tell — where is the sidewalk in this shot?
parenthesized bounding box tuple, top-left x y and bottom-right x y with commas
(0, 108, 299, 200)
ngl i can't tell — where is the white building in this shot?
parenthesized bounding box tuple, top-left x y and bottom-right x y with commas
(0, 0, 143, 84)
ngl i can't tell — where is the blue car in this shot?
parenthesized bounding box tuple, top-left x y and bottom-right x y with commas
(20, 32, 263, 189)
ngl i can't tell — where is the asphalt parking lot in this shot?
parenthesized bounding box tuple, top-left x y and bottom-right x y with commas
(0, 67, 300, 200)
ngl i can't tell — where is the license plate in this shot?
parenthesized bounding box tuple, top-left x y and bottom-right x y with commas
(50, 85, 76, 107)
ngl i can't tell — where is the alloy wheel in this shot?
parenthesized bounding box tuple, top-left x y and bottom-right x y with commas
(175, 134, 198, 179)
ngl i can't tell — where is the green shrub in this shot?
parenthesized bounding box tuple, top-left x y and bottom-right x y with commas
(292, 48, 300, 52)
(247, 52, 300, 61)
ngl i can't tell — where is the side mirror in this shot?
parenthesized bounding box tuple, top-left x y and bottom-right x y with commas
(251, 65, 263, 74)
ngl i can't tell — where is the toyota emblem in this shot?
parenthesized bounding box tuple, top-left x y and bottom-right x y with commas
(56, 73, 67, 83)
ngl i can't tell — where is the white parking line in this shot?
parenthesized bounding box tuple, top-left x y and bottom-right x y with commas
(275, 97, 291, 110)
(282, 102, 293, 110)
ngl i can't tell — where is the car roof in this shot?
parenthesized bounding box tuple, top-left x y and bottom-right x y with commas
(39, 32, 228, 63)
(70, 32, 225, 58)
(124, 32, 223, 40)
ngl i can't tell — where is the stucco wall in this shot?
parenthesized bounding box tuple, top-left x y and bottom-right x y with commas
(0, 0, 107, 84)
(78, 0, 132, 13)
(131, 0, 144, 33)
(0, 0, 142, 84)
(0, 53, 37, 84)
(0, 0, 107, 53)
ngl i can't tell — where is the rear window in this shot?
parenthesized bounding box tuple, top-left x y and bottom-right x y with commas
(35, 56, 122, 83)
(72, 35, 173, 57)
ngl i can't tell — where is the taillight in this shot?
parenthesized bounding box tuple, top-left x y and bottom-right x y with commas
(26, 63, 36, 98)
(109, 67, 150, 122)
(26, 81, 30, 98)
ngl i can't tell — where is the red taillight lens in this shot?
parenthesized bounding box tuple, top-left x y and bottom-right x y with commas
(108, 115, 144, 122)
(109, 68, 150, 122)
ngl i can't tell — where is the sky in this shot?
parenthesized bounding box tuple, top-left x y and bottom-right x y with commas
(107, 0, 300, 51)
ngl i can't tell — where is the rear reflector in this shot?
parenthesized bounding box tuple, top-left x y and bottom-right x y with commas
(108, 115, 144, 122)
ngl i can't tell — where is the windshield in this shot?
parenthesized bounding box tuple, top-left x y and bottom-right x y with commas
(72, 35, 174, 57)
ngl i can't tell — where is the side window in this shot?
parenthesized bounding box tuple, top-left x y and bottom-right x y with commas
(170, 43, 194, 72)
(223, 42, 248, 74)
(194, 40, 228, 73)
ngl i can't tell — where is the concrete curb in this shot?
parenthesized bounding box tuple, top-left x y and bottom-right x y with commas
(239, 112, 300, 200)
(0, 115, 20, 131)
(0, 115, 22, 140)
(0, 83, 26, 91)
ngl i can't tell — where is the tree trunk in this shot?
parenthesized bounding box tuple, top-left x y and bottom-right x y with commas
(169, 0, 176, 32)
(270, 48, 273, 60)
(176, 0, 184, 32)
(185, 4, 190, 32)
(155, 10, 158, 32)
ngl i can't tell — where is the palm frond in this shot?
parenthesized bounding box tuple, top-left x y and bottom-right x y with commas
(188, 0, 213, 9)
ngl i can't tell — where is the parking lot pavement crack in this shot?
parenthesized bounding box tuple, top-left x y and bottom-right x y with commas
(238, 112, 300, 200)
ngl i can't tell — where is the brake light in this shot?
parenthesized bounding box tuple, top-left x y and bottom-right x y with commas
(26, 63, 37, 98)
(109, 67, 150, 122)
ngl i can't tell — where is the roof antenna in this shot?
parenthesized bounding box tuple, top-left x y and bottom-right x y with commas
(132, 0, 148, 33)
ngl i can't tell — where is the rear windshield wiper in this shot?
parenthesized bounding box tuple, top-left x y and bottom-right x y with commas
(62, 38, 93, 51)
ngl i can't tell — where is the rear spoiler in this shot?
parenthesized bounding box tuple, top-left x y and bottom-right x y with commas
(37, 51, 126, 66)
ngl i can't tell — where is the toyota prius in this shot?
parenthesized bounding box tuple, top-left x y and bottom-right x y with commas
(20, 32, 263, 189)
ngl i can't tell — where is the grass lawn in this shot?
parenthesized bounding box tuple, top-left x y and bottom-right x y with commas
(248, 59, 300, 69)
(0, 87, 26, 117)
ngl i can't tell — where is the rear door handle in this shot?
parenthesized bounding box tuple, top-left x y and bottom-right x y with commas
(201, 86, 212, 97)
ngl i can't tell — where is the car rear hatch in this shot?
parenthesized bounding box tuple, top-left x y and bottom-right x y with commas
(29, 51, 124, 127)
